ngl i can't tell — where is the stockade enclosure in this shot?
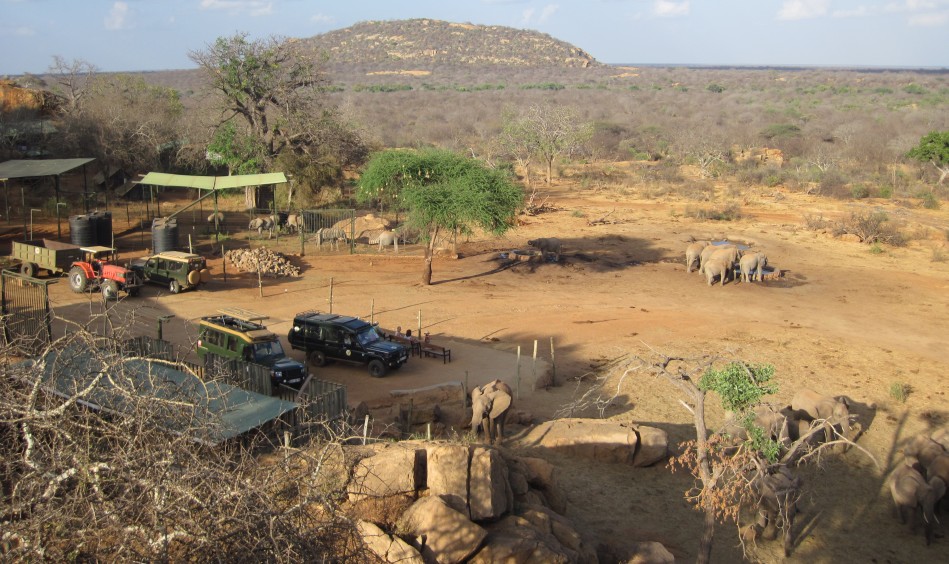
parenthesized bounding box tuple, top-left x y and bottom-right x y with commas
(0, 270, 54, 354)
(121, 335, 348, 439)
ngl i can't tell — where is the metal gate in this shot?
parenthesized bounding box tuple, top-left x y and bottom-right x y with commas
(0, 270, 54, 354)
(299, 208, 356, 254)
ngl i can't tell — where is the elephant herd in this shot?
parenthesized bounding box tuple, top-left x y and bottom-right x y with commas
(719, 387, 857, 555)
(889, 428, 949, 545)
(685, 240, 769, 286)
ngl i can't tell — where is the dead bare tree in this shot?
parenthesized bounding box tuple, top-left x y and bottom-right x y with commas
(0, 320, 363, 561)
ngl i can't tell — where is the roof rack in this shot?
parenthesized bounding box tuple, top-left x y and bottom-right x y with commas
(217, 307, 268, 323)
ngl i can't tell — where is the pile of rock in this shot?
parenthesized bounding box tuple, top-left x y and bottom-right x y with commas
(224, 247, 301, 277)
(345, 441, 605, 563)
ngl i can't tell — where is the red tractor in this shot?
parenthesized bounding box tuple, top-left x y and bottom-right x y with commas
(68, 246, 143, 299)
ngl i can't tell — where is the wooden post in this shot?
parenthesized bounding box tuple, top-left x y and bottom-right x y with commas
(370, 299, 374, 324)
(328, 277, 334, 313)
(417, 310, 422, 336)
(362, 414, 369, 445)
(188, 233, 193, 254)
(516, 345, 521, 400)
(300, 214, 306, 257)
(222, 243, 227, 283)
(256, 256, 263, 298)
(550, 337, 556, 387)
(532, 339, 538, 386)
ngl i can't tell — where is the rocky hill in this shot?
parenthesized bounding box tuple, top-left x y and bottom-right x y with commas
(298, 18, 600, 69)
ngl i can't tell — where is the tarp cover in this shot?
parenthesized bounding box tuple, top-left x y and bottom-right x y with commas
(35, 345, 297, 445)
(0, 158, 95, 179)
(139, 171, 287, 190)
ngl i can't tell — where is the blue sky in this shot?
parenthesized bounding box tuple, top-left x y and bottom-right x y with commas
(1, 0, 947, 75)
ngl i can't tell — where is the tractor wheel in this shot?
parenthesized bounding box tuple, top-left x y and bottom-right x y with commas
(69, 266, 88, 292)
(169, 279, 180, 294)
(101, 280, 119, 300)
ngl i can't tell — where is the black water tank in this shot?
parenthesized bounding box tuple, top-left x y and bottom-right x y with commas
(69, 215, 96, 247)
(151, 217, 178, 253)
(90, 211, 113, 246)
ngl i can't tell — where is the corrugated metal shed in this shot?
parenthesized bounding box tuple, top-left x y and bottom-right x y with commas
(34, 345, 297, 445)
(139, 171, 288, 190)
(0, 158, 95, 179)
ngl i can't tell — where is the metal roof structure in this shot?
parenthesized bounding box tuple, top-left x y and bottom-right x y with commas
(0, 158, 95, 179)
(34, 345, 298, 445)
(139, 171, 288, 190)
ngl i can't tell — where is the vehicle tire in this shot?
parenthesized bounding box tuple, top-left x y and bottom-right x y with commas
(128, 287, 140, 297)
(101, 280, 119, 300)
(169, 279, 180, 294)
(308, 350, 327, 367)
(20, 262, 37, 278)
(200, 268, 211, 283)
(69, 266, 87, 292)
(187, 270, 200, 286)
(368, 359, 387, 378)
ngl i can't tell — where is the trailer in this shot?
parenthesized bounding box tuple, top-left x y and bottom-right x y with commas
(10, 239, 84, 277)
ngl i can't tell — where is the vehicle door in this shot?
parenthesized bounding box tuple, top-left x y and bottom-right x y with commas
(323, 326, 347, 361)
(342, 330, 367, 363)
(145, 258, 162, 283)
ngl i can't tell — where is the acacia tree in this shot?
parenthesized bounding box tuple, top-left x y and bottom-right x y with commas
(906, 130, 949, 185)
(357, 148, 523, 285)
(499, 103, 593, 184)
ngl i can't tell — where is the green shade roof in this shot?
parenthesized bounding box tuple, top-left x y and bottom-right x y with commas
(35, 346, 297, 445)
(0, 158, 95, 180)
(139, 171, 287, 190)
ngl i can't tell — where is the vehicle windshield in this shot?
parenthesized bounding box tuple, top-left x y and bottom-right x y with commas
(253, 340, 285, 361)
(356, 327, 381, 346)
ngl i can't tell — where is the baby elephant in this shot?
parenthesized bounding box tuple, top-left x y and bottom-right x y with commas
(704, 257, 730, 286)
(740, 252, 768, 283)
(528, 238, 562, 260)
(890, 456, 942, 545)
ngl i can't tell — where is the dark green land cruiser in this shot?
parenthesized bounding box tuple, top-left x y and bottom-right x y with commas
(288, 311, 408, 377)
(131, 251, 210, 294)
(197, 308, 307, 389)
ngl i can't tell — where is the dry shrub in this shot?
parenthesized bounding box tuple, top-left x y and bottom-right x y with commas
(802, 213, 832, 231)
(833, 210, 906, 246)
(685, 202, 743, 221)
(676, 180, 715, 201)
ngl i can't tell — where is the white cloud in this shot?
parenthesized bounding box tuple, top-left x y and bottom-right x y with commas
(653, 1, 690, 17)
(311, 13, 335, 24)
(908, 10, 949, 24)
(778, 0, 830, 20)
(200, 0, 273, 16)
(104, 1, 130, 30)
(832, 6, 872, 18)
(539, 4, 559, 23)
(520, 7, 535, 25)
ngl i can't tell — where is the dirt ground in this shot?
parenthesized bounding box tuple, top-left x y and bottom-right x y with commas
(11, 180, 949, 563)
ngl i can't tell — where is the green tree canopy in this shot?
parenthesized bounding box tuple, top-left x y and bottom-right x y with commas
(906, 130, 949, 185)
(357, 148, 523, 285)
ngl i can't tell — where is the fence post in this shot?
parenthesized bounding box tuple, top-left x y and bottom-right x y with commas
(370, 299, 374, 324)
(221, 243, 227, 284)
(516, 345, 521, 400)
(328, 277, 334, 313)
(550, 337, 556, 387)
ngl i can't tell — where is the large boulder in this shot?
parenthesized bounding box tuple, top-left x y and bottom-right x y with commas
(470, 515, 587, 564)
(521, 419, 668, 467)
(426, 445, 471, 514)
(356, 520, 424, 564)
(348, 443, 425, 502)
(626, 541, 676, 563)
(469, 446, 514, 521)
(396, 495, 487, 563)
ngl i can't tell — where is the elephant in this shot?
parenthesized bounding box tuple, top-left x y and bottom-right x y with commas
(931, 427, 949, 451)
(284, 213, 303, 234)
(248, 216, 275, 238)
(377, 230, 399, 253)
(709, 245, 742, 280)
(207, 211, 224, 230)
(890, 456, 942, 545)
(685, 241, 710, 273)
(739, 252, 768, 283)
(790, 389, 852, 445)
(904, 433, 947, 468)
(470, 379, 514, 445)
(720, 405, 791, 451)
(698, 244, 722, 274)
(926, 453, 949, 514)
(751, 467, 801, 556)
(704, 257, 730, 286)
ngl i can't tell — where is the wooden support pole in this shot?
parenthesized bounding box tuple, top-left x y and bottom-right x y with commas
(516, 345, 521, 400)
(550, 337, 556, 388)
(329, 277, 334, 313)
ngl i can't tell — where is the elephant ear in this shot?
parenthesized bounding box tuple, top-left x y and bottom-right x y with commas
(488, 391, 512, 419)
(471, 386, 483, 403)
(931, 476, 947, 503)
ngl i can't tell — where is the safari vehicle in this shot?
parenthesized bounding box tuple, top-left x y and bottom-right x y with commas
(131, 251, 210, 294)
(67, 246, 143, 299)
(288, 310, 409, 378)
(196, 308, 307, 389)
